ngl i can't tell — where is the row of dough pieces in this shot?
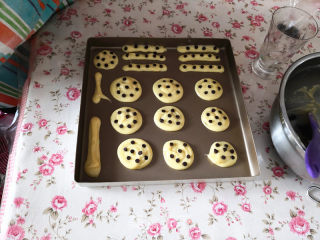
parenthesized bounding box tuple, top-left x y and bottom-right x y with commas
(93, 45, 225, 72)
(93, 75, 224, 104)
(111, 106, 230, 134)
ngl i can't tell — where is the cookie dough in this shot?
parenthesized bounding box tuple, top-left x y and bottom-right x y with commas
(110, 76, 142, 102)
(177, 45, 219, 53)
(178, 53, 220, 62)
(122, 53, 166, 61)
(153, 78, 183, 103)
(111, 107, 142, 134)
(195, 78, 223, 101)
(84, 117, 101, 177)
(179, 64, 224, 73)
(154, 106, 184, 131)
(123, 63, 167, 72)
(122, 44, 167, 53)
(92, 72, 110, 103)
(163, 140, 194, 170)
(208, 141, 237, 167)
(94, 50, 118, 70)
(201, 107, 230, 132)
(117, 138, 153, 170)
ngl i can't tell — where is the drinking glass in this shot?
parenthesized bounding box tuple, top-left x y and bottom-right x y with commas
(252, 6, 318, 80)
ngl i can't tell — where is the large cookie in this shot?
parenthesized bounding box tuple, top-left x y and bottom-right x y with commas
(178, 53, 220, 62)
(177, 45, 219, 53)
(195, 78, 223, 101)
(208, 141, 238, 167)
(122, 44, 166, 53)
(94, 50, 118, 70)
(153, 78, 183, 103)
(154, 106, 184, 131)
(122, 53, 166, 61)
(110, 76, 142, 102)
(117, 138, 153, 170)
(123, 63, 167, 72)
(110, 107, 142, 134)
(163, 140, 194, 170)
(179, 64, 224, 73)
(201, 107, 230, 132)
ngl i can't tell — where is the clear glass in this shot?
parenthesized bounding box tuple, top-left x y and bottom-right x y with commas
(252, 6, 318, 80)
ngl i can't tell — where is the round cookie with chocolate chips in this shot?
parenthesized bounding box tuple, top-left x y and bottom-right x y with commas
(153, 78, 183, 103)
(94, 50, 118, 70)
(110, 107, 142, 134)
(201, 107, 230, 132)
(110, 76, 142, 102)
(208, 141, 237, 167)
(154, 106, 184, 131)
(117, 138, 153, 170)
(195, 78, 223, 101)
(163, 140, 194, 170)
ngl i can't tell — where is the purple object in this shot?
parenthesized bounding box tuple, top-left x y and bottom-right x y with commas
(305, 113, 320, 178)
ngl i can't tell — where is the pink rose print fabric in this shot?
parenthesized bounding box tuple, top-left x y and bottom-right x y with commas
(1, 0, 320, 239)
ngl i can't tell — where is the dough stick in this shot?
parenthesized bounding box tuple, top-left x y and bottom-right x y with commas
(84, 116, 101, 177)
(92, 72, 110, 103)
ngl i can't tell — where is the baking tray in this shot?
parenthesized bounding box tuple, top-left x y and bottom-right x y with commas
(75, 37, 260, 186)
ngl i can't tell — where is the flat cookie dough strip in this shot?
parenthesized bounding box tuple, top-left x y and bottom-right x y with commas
(92, 72, 111, 103)
(178, 53, 220, 62)
(179, 64, 224, 73)
(122, 44, 167, 53)
(122, 53, 166, 61)
(84, 117, 101, 178)
(177, 45, 220, 53)
(123, 63, 167, 72)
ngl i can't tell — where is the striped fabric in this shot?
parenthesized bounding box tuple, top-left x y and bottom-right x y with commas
(0, 0, 73, 107)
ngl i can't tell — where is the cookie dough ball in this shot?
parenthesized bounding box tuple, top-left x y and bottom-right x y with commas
(110, 76, 142, 102)
(110, 107, 142, 134)
(153, 78, 183, 103)
(195, 78, 223, 101)
(94, 50, 118, 70)
(154, 106, 184, 131)
(117, 138, 153, 170)
(163, 140, 194, 170)
(201, 107, 230, 132)
(208, 141, 237, 167)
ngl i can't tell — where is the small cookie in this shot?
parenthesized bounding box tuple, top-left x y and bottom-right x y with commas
(163, 140, 194, 170)
(195, 78, 223, 101)
(122, 53, 166, 61)
(177, 45, 219, 53)
(110, 76, 142, 102)
(178, 53, 220, 62)
(123, 63, 167, 72)
(94, 50, 118, 70)
(117, 138, 153, 170)
(110, 107, 142, 134)
(154, 106, 185, 131)
(153, 78, 183, 103)
(122, 44, 166, 53)
(201, 107, 230, 132)
(208, 141, 237, 167)
(179, 64, 224, 73)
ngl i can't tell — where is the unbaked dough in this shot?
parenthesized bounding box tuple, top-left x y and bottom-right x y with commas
(92, 72, 110, 103)
(111, 107, 142, 134)
(208, 141, 237, 167)
(117, 138, 153, 170)
(177, 45, 219, 53)
(178, 53, 220, 62)
(153, 78, 183, 103)
(195, 78, 223, 101)
(122, 53, 166, 61)
(163, 140, 194, 170)
(201, 107, 230, 132)
(154, 106, 184, 131)
(122, 44, 166, 53)
(179, 64, 224, 73)
(94, 50, 118, 70)
(123, 63, 167, 72)
(110, 76, 142, 102)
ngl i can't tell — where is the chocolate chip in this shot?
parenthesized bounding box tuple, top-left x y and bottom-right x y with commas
(158, 84, 161, 88)
(223, 116, 227, 120)
(159, 93, 163, 97)
(133, 81, 137, 85)
(216, 143, 220, 147)
(144, 156, 148, 160)
(231, 156, 235, 160)
(221, 155, 226, 160)
(134, 44, 138, 48)
(146, 64, 150, 68)
(142, 144, 146, 148)
(186, 154, 191, 159)
(130, 149, 135, 153)
(117, 111, 122, 114)
(178, 149, 182, 153)
(110, 61, 114, 64)
(133, 112, 137, 116)
(159, 65, 163, 68)
(176, 158, 180, 163)
(215, 116, 219, 119)
(124, 147, 128, 151)
(183, 65, 187, 69)
(200, 53, 204, 57)
(209, 120, 213, 123)
(214, 149, 219, 153)
(101, 58, 105, 61)
(208, 85, 212, 88)
(134, 88, 139, 92)
(211, 108, 216, 112)
(202, 46, 206, 50)
(206, 113, 210, 117)
(156, 46, 160, 50)
(133, 120, 137, 124)
(125, 85, 129, 89)
(208, 54, 212, 57)
(126, 115, 130, 119)
(230, 149, 234, 153)
(160, 118, 164, 123)
(218, 110, 222, 114)
(213, 46, 217, 50)
(209, 65, 213, 69)
(96, 56, 100, 59)
(170, 142, 174, 146)
(135, 159, 140, 163)
(192, 54, 195, 58)
(131, 140, 135, 144)
(123, 77, 127, 81)
(183, 143, 187, 147)
(186, 46, 190, 50)
(218, 65, 222, 69)
(117, 90, 121, 94)
(130, 93, 134, 97)
(184, 55, 187, 58)
(97, 63, 101, 67)
(162, 80, 166, 82)
(204, 91, 208, 95)
(168, 120, 172, 124)
(200, 65, 204, 69)
(119, 124, 124, 128)
(124, 46, 128, 50)
(137, 65, 141, 69)
(170, 80, 173, 83)
(127, 156, 131, 160)
(168, 114, 172, 118)
(216, 56, 220, 59)
(218, 87, 221, 91)
(112, 56, 116, 59)
(153, 54, 156, 58)
(176, 90, 180, 94)
(127, 124, 131, 128)
(182, 162, 187, 166)
(171, 109, 175, 112)
(153, 63, 157, 67)
(176, 115, 180, 119)
(122, 94, 126, 98)
(223, 148, 227, 152)
(166, 85, 170, 88)
(170, 154, 174, 158)
(129, 64, 132, 67)
(144, 45, 148, 49)
(176, 122, 180, 125)
(114, 120, 118, 123)
(218, 122, 222, 126)
(104, 63, 108, 67)
(199, 85, 202, 88)
(168, 93, 172, 97)
(160, 55, 164, 59)
(211, 90, 216, 94)
(192, 66, 196, 69)
(194, 45, 198, 49)
(224, 144, 228, 148)
(138, 151, 143, 155)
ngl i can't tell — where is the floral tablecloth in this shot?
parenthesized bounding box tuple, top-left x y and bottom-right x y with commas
(1, 0, 320, 239)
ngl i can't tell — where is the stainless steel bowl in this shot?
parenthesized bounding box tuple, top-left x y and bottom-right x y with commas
(270, 52, 320, 183)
